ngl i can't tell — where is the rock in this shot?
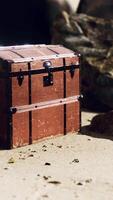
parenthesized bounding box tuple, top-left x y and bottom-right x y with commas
(85, 178, 92, 183)
(76, 182, 83, 186)
(78, 0, 113, 19)
(42, 149, 47, 152)
(31, 150, 37, 153)
(57, 145, 62, 148)
(47, 0, 81, 26)
(43, 176, 51, 180)
(44, 162, 51, 166)
(8, 157, 15, 164)
(4, 167, 8, 170)
(90, 111, 113, 134)
(43, 176, 49, 180)
(48, 180, 61, 185)
(72, 159, 79, 163)
(52, 13, 113, 110)
(27, 154, 34, 157)
(42, 194, 48, 198)
(37, 174, 40, 177)
(42, 145, 47, 148)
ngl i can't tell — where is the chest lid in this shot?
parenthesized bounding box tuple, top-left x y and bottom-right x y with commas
(0, 44, 79, 63)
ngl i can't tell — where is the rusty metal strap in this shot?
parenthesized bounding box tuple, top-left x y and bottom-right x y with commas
(0, 65, 79, 78)
(10, 95, 81, 114)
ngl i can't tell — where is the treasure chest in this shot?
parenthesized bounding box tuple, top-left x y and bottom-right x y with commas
(0, 44, 81, 149)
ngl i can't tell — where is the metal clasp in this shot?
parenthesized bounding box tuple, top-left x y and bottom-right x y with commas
(43, 61, 53, 86)
(17, 69, 24, 86)
(70, 64, 75, 78)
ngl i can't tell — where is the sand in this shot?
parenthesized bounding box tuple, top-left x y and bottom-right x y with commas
(0, 111, 113, 200)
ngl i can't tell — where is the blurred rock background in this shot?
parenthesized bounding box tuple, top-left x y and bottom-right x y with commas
(49, 0, 113, 110)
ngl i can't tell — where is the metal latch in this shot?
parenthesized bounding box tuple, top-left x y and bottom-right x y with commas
(17, 69, 24, 86)
(70, 64, 76, 78)
(43, 61, 53, 86)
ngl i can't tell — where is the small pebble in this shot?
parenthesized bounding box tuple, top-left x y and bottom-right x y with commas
(37, 174, 40, 177)
(42, 194, 48, 198)
(48, 181, 61, 185)
(45, 162, 51, 166)
(8, 157, 15, 164)
(42, 145, 47, 148)
(43, 176, 49, 180)
(72, 159, 79, 163)
(31, 150, 37, 153)
(77, 182, 83, 186)
(19, 157, 26, 160)
(28, 154, 34, 157)
(42, 149, 47, 152)
(57, 145, 62, 148)
(4, 167, 8, 170)
(85, 178, 92, 183)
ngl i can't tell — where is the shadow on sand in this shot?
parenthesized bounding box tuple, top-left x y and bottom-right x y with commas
(81, 110, 113, 141)
(81, 125, 113, 141)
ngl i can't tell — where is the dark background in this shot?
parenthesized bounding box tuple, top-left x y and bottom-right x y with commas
(0, 1, 51, 45)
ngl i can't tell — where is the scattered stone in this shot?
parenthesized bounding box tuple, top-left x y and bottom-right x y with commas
(77, 182, 83, 186)
(87, 119, 91, 122)
(43, 176, 49, 180)
(42, 194, 48, 198)
(8, 157, 15, 164)
(31, 150, 37, 153)
(43, 176, 51, 180)
(72, 159, 79, 163)
(4, 167, 8, 170)
(42, 145, 47, 148)
(88, 138, 91, 141)
(57, 145, 62, 148)
(51, 143, 54, 145)
(45, 162, 51, 166)
(42, 149, 47, 152)
(19, 157, 26, 160)
(85, 178, 92, 183)
(37, 174, 40, 177)
(48, 181, 61, 185)
(27, 154, 34, 157)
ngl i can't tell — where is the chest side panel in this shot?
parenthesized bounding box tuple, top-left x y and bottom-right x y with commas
(65, 57, 80, 133)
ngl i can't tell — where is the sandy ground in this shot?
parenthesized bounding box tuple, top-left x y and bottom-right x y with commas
(1, 111, 113, 200)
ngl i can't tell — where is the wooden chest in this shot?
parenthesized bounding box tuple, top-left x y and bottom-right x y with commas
(0, 44, 80, 149)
